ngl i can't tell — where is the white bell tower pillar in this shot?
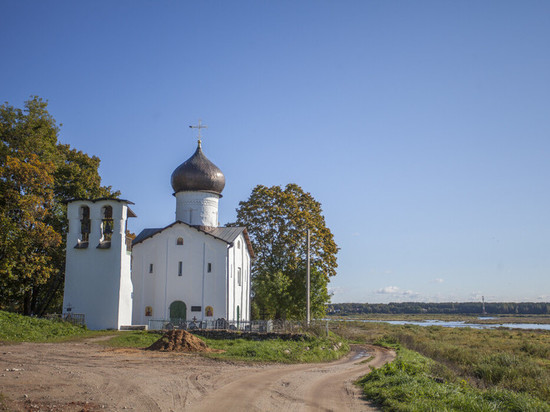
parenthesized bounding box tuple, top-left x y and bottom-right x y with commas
(63, 198, 136, 330)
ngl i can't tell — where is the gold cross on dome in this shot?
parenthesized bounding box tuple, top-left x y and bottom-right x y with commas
(189, 119, 207, 146)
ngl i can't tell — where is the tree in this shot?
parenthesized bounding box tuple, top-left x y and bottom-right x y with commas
(0, 97, 118, 315)
(232, 184, 338, 320)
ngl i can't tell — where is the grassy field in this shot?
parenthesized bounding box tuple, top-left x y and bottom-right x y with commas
(0, 311, 349, 363)
(358, 343, 550, 411)
(334, 321, 550, 410)
(101, 330, 350, 363)
(201, 334, 349, 363)
(0, 310, 99, 342)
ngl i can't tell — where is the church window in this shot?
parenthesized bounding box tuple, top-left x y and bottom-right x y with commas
(145, 306, 153, 317)
(178, 261, 183, 276)
(237, 240, 241, 249)
(149, 263, 154, 274)
(207, 263, 212, 273)
(101, 206, 114, 242)
(80, 206, 90, 242)
(176, 237, 184, 245)
(237, 267, 242, 286)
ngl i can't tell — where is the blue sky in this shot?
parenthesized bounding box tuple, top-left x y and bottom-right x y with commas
(2, 1, 549, 303)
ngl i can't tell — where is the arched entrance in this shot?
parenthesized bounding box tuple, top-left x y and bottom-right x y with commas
(169, 300, 186, 321)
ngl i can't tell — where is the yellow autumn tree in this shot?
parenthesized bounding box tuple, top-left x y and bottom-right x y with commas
(0, 97, 118, 315)
(0, 154, 61, 314)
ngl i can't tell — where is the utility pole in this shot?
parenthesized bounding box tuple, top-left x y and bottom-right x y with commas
(306, 229, 311, 325)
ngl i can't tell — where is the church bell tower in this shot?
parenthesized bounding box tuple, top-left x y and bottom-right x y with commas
(63, 198, 136, 330)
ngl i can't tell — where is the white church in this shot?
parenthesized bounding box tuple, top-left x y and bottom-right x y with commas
(62, 129, 253, 330)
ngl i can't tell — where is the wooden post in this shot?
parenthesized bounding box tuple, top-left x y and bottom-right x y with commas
(307, 229, 311, 325)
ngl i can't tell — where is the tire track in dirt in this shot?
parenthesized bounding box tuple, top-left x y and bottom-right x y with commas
(303, 346, 396, 411)
(0, 341, 393, 411)
(187, 345, 395, 412)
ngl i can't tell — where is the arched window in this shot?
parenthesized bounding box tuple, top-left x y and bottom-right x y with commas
(101, 206, 113, 242)
(237, 240, 241, 249)
(145, 306, 153, 317)
(176, 237, 184, 245)
(80, 206, 90, 242)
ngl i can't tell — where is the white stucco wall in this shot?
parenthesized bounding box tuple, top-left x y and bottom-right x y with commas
(227, 234, 250, 322)
(131, 223, 230, 325)
(175, 191, 220, 227)
(63, 200, 133, 330)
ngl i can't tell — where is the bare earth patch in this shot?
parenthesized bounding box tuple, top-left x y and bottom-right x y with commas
(0, 339, 394, 411)
(147, 330, 222, 353)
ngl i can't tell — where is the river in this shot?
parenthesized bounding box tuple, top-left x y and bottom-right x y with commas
(346, 319, 550, 330)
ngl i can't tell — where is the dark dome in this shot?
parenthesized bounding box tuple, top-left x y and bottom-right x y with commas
(171, 142, 225, 195)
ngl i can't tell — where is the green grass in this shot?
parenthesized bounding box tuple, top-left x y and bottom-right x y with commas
(0, 310, 350, 364)
(0, 310, 94, 342)
(358, 344, 550, 411)
(100, 330, 349, 363)
(202, 335, 349, 363)
(335, 321, 550, 407)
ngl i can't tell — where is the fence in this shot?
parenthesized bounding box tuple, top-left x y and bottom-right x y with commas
(148, 318, 330, 336)
(148, 319, 271, 332)
(43, 313, 86, 327)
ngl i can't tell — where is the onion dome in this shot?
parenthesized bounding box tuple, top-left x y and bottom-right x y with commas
(171, 141, 225, 195)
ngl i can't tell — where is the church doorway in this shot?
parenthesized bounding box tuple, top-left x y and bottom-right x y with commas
(169, 300, 186, 321)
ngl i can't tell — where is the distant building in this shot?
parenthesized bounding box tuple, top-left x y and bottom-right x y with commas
(63, 134, 253, 330)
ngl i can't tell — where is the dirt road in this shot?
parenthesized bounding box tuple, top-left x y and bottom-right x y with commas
(0, 340, 394, 411)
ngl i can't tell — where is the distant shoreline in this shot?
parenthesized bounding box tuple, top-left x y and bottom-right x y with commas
(327, 313, 550, 325)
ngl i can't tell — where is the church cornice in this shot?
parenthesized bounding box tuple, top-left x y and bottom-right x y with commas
(172, 190, 223, 198)
(132, 220, 254, 258)
(64, 197, 135, 205)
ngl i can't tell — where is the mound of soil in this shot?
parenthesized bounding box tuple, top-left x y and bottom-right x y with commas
(147, 329, 215, 352)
